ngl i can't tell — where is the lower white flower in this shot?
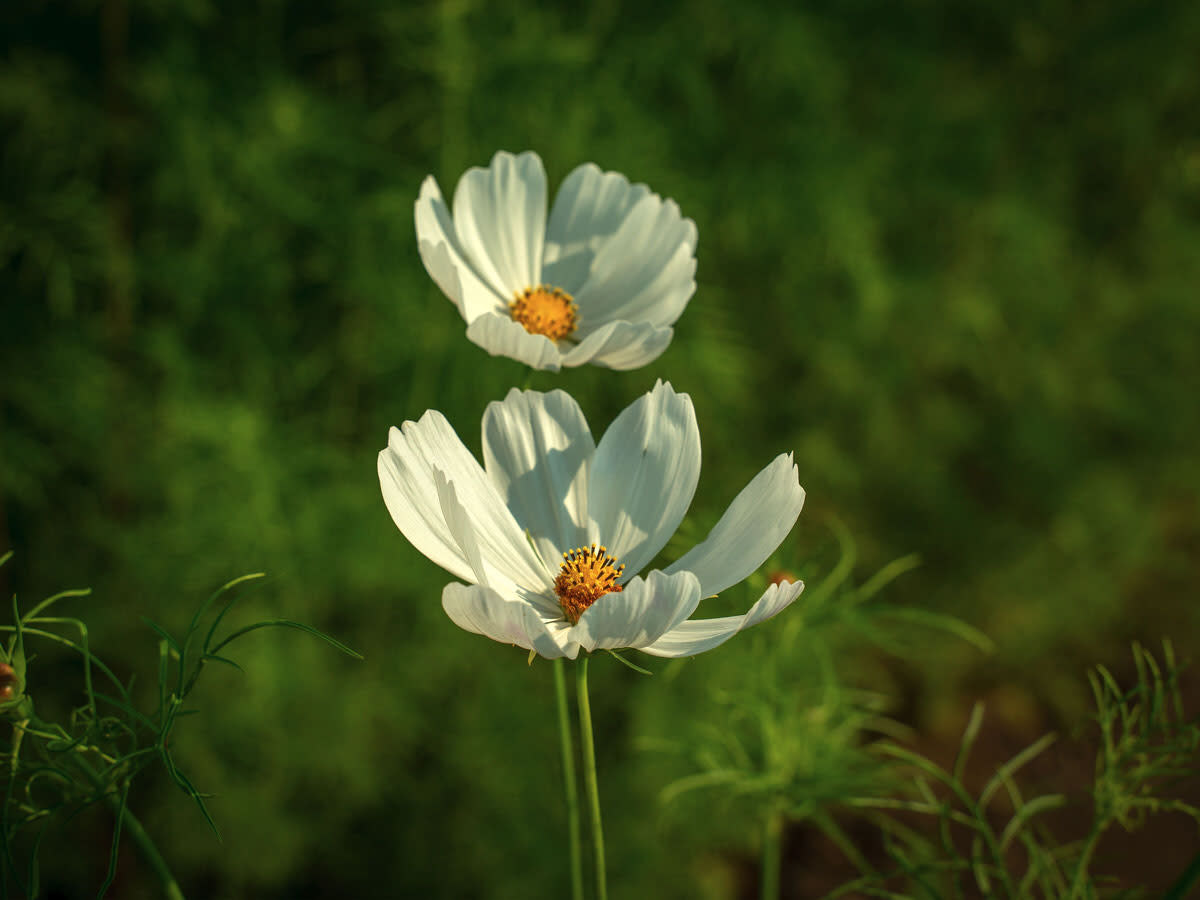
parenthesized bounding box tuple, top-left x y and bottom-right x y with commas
(377, 381, 805, 659)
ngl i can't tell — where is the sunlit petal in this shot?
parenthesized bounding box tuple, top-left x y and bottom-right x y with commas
(561, 319, 673, 371)
(666, 454, 805, 597)
(639, 579, 806, 658)
(414, 176, 508, 321)
(572, 570, 701, 652)
(588, 381, 701, 575)
(543, 162, 651, 294)
(442, 582, 571, 658)
(433, 470, 560, 615)
(482, 388, 594, 566)
(465, 314, 564, 371)
(378, 410, 546, 594)
(574, 193, 698, 327)
(452, 150, 546, 295)
(378, 413, 482, 585)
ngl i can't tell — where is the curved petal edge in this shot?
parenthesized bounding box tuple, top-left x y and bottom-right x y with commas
(638, 578, 805, 658)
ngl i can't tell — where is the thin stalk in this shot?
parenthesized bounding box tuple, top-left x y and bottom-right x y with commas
(1068, 825, 1102, 899)
(576, 655, 607, 900)
(70, 751, 185, 900)
(554, 658, 584, 900)
(760, 806, 783, 900)
(1164, 847, 1200, 900)
(108, 799, 184, 900)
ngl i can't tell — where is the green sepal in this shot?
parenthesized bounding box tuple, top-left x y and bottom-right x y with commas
(606, 649, 652, 675)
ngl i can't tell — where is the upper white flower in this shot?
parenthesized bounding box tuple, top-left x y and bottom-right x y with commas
(414, 151, 698, 372)
(377, 381, 806, 659)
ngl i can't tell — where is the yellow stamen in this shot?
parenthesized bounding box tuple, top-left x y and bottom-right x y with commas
(554, 544, 625, 624)
(509, 285, 578, 341)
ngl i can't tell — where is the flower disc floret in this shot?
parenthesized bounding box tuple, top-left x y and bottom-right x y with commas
(555, 545, 625, 624)
(510, 285, 578, 341)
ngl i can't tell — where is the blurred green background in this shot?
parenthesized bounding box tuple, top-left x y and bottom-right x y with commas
(3, 0, 1199, 896)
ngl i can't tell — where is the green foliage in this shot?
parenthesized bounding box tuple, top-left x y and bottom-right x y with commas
(637, 531, 1200, 899)
(635, 525, 992, 897)
(839, 642, 1200, 899)
(648, 527, 940, 829)
(0, 560, 358, 898)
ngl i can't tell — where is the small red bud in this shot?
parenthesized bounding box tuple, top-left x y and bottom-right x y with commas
(0, 662, 18, 703)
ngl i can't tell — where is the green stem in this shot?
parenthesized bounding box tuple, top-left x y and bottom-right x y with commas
(1068, 825, 1102, 899)
(70, 751, 185, 900)
(576, 655, 607, 900)
(554, 658, 584, 900)
(106, 799, 186, 900)
(1164, 847, 1200, 900)
(760, 806, 783, 900)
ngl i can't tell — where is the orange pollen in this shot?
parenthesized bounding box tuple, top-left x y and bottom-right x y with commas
(553, 544, 625, 624)
(509, 285, 578, 341)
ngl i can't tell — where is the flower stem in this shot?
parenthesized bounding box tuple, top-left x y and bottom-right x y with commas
(68, 747, 185, 900)
(576, 655, 607, 900)
(1067, 825, 1102, 899)
(108, 800, 186, 900)
(1164, 847, 1200, 899)
(554, 658, 584, 900)
(760, 806, 783, 900)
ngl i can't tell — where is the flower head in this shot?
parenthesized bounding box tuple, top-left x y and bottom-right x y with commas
(377, 382, 805, 659)
(415, 151, 698, 372)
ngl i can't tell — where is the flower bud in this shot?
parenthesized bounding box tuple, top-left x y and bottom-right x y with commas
(768, 569, 798, 587)
(0, 661, 30, 720)
(0, 662, 18, 702)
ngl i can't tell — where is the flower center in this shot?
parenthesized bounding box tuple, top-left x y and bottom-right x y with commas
(554, 544, 625, 624)
(509, 285, 578, 341)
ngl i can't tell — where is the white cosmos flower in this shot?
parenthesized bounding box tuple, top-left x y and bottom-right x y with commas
(377, 381, 806, 659)
(414, 151, 698, 372)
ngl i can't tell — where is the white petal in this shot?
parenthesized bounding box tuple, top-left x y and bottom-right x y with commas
(561, 319, 673, 371)
(542, 163, 651, 294)
(378, 415, 476, 584)
(414, 176, 508, 321)
(639, 579, 805, 658)
(666, 453, 806, 597)
(572, 570, 701, 652)
(442, 582, 572, 658)
(433, 470, 487, 584)
(604, 240, 697, 328)
(574, 194, 698, 327)
(433, 470, 559, 615)
(378, 411, 546, 593)
(588, 381, 701, 575)
(452, 150, 547, 295)
(466, 313, 564, 371)
(482, 388, 595, 566)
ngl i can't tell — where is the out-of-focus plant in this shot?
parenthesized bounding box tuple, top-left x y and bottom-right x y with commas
(644, 520, 994, 899)
(649, 517, 1200, 900)
(0, 554, 361, 899)
(836, 641, 1200, 899)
